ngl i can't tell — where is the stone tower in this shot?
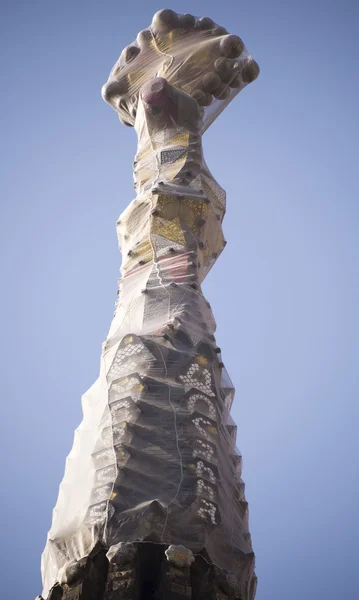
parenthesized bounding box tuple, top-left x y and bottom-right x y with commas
(39, 10, 259, 600)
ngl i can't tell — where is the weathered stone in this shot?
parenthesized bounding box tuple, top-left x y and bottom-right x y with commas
(165, 545, 195, 568)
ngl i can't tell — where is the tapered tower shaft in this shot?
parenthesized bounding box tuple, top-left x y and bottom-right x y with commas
(40, 10, 259, 600)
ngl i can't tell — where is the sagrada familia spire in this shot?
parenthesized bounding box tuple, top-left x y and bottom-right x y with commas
(38, 10, 259, 600)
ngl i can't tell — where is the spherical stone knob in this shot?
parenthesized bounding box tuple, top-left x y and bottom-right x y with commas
(220, 34, 244, 58)
(216, 58, 243, 85)
(214, 57, 233, 83)
(152, 9, 179, 32)
(212, 26, 228, 37)
(137, 28, 153, 47)
(202, 72, 222, 93)
(192, 89, 213, 106)
(122, 45, 140, 63)
(242, 58, 260, 83)
(229, 73, 242, 89)
(196, 17, 215, 30)
(212, 82, 231, 100)
(178, 13, 196, 28)
(102, 77, 129, 101)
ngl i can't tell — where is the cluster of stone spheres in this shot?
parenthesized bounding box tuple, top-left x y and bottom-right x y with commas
(102, 8, 259, 128)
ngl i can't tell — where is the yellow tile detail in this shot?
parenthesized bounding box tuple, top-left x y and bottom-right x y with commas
(169, 131, 190, 148)
(132, 384, 144, 392)
(153, 217, 187, 245)
(196, 355, 209, 366)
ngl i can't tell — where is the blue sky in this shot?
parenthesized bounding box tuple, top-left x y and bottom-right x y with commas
(1, 1, 358, 599)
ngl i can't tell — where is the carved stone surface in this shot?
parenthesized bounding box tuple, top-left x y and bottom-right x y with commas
(104, 565, 137, 600)
(161, 550, 192, 600)
(106, 542, 137, 566)
(58, 560, 86, 587)
(104, 542, 140, 600)
(60, 548, 108, 600)
(165, 545, 195, 568)
(47, 585, 64, 600)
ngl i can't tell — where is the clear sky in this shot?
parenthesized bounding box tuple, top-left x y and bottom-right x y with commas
(1, 1, 358, 599)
